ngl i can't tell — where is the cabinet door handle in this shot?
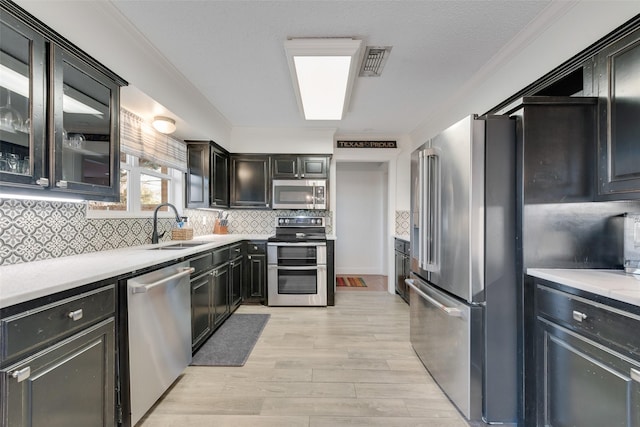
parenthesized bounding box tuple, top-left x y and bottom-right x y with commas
(36, 177, 49, 187)
(572, 310, 588, 322)
(67, 309, 83, 321)
(631, 368, 640, 383)
(11, 367, 30, 383)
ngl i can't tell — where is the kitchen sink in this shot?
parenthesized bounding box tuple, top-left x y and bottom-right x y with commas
(147, 242, 209, 250)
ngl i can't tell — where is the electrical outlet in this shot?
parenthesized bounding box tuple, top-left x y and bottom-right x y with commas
(202, 216, 207, 225)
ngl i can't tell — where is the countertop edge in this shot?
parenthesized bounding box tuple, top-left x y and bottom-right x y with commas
(527, 268, 640, 307)
(0, 234, 270, 309)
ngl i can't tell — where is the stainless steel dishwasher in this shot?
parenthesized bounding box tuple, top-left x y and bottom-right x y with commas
(127, 261, 194, 426)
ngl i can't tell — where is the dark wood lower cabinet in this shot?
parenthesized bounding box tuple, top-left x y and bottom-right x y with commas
(535, 280, 640, 427)
(230, 255, 243, 312)
(1, 318, 116, 426)
(245, 241, 267, 304)
(212, 263, 230, 329)
(190, 272, 213, 350)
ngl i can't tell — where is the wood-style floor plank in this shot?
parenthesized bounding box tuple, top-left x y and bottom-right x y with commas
(138, 288, 468, 426)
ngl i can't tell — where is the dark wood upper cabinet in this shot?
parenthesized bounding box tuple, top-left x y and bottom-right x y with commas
(185, 140, 229, 209)
(211, 147, 229, 207)
(230, 154, 270, 208)
(0, 1, 126, 201)
(271, 155, 329, 179)
(510, 97, 597, 204)
(596, 26, 640, 200)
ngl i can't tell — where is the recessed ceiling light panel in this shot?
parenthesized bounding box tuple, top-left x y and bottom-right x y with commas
(285, 38, 362, 121)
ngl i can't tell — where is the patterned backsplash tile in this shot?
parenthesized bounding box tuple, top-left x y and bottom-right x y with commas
(395, 210, 410, 236)
(0, 198, 333, 266)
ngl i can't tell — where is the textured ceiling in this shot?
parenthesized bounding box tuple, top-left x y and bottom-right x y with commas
(109, 0, 551, 135)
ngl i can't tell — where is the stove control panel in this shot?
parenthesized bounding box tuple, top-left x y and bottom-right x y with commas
(276, 216, 325, 227)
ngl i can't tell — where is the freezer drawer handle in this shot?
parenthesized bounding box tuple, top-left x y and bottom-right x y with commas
(572, 310, 588, 322)
(11, 367, 30, 383)
(406, 279, 461, 317)
(131, 267, 195, 293)
(631, 368, 640, 383)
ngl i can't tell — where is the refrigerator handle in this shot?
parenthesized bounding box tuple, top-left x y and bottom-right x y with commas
(423, 148, 439, 271)
(419, 150, 426, 270)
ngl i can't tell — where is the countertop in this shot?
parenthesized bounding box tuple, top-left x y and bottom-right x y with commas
(0, 234, 271, 309)
(527, 268, 640, 307)
(394, 235, 410, 242)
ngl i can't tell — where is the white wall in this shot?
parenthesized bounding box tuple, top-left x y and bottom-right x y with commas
(335, 162, 387, 275)
(410, 2, 640, 147)
(231, 127, 336, 153)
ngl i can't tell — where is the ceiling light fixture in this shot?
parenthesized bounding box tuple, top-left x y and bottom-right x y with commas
(152, 116, 176, 134)
(284, 38, 362, 121)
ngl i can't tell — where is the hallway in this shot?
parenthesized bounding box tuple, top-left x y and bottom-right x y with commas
(139, 291, 467, 426)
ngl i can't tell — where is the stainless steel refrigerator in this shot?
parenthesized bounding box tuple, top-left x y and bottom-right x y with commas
(408, 114, 518, 424)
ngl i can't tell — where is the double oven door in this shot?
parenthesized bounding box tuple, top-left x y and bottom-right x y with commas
(267, 242, 327, 306)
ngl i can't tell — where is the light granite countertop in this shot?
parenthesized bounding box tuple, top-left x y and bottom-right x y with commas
(0, 234, 271, 309)
(527, 268, 640, 307)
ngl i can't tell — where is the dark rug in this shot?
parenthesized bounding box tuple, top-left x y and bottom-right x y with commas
(191, 313, 270, 367)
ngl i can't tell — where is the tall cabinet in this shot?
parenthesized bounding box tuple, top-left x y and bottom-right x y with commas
(0, 1, 126, 201)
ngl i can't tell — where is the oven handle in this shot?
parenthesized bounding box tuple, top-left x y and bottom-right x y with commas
(268, 265, 326, 271)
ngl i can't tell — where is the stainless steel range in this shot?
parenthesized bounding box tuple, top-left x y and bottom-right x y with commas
(267, 217, 327, 306)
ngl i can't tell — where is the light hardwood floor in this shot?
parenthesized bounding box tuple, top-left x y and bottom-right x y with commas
(139, 290, 468, 427)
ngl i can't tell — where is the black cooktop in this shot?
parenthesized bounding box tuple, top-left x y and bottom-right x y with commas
(268, 216, 327, 243)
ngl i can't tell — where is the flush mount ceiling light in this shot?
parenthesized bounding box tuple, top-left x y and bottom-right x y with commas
(284, 38, 363, 120)
(152, 116, 176, 134)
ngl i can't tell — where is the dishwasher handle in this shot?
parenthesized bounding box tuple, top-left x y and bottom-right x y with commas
(131, 267, 195, 294)
(406, 279, 461, 317)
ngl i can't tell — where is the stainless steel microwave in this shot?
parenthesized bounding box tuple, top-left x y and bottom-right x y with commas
(272, 179, 327, 210)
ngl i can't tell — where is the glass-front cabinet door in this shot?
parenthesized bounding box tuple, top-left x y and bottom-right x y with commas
(0, 11, 46, 188)
(0, 1, 125, 201)
(50, 46, 120, 200)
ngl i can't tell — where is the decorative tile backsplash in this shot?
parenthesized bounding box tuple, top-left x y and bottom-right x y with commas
(0, 198, 333, 266)
(395, 210, 410, 236)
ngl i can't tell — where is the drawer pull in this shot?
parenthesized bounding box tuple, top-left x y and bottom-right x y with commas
(631, 368, 640, 383)
(67, 309, 84, 321)
(572, 310, 588, 322)
(11, 367, 30, 383)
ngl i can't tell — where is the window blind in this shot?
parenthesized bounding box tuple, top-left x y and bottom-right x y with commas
(120, 109, 188, 172)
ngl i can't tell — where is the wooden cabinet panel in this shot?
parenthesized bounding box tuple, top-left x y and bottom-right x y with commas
(185, 141, 229, 209)
(596, 27, 640, 199)
(230, 155, 270, 208)
(535, 280, 640, 427)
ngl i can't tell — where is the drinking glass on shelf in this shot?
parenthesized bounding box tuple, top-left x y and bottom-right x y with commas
(7, 153, 18, 172)
(0, 152, 7, 172)
(22, 156, 30, 174)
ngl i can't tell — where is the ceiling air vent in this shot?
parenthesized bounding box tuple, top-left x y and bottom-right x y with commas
(359, 46, 392, 77)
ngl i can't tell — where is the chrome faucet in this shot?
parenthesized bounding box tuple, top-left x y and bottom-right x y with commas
(151, 203, 182, 244)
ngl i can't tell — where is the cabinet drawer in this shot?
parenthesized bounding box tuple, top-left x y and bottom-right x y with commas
(212, 247, 230, 266)
(229, 243, 243, 259)
(537, 284, 640, 359)
(190, 252, 213, 276)
(1, 285, 115, 363)
(247, 241, 266, 255)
